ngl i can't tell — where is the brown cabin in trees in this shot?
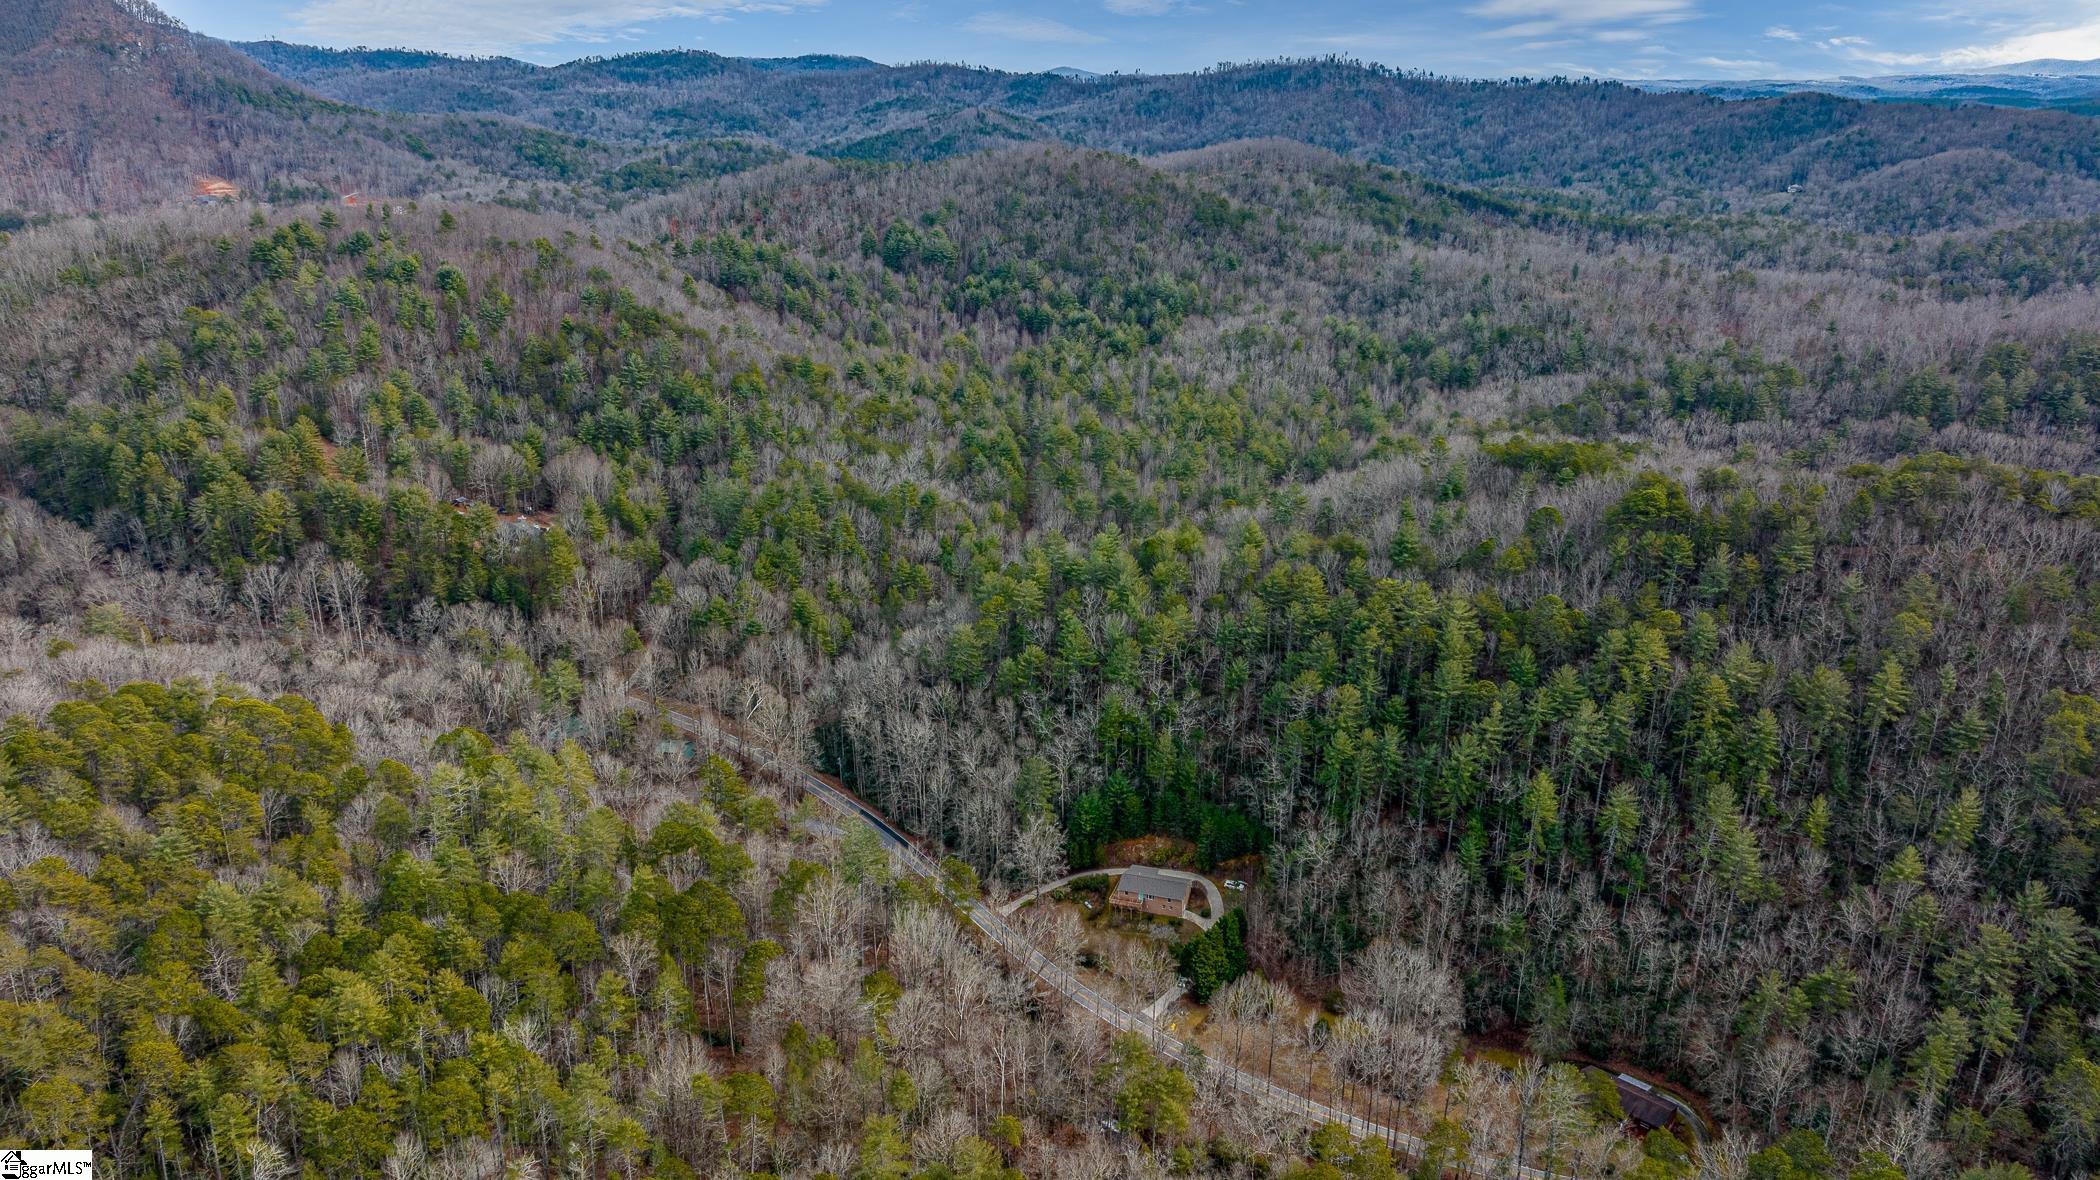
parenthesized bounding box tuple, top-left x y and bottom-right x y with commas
(1110, 866, 1190, 917)
(1612, 1074, 1682, 1134)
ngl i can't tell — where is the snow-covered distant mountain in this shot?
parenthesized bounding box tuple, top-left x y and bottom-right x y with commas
(1977, 58, 2100, 76)
(1638, 62, 2100, 113)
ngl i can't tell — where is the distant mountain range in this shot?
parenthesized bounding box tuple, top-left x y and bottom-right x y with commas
(1643, 59, 2100, 114)
(223, 40, 2100, 231)
(225, 38, 2100, 230)
(10, 0, 2100, 234)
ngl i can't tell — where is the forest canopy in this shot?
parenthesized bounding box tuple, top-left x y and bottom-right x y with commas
(6, 7, 2100, 1175)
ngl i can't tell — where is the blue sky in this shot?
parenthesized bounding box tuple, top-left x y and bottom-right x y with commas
(154, 0, 2100, 79)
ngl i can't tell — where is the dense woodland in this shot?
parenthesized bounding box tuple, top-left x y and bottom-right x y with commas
(10, 1, 2100, 1176)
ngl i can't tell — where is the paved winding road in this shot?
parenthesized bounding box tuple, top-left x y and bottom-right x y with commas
(644, 697, 1571, 1180)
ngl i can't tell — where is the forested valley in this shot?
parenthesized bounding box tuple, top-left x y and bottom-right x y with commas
(10, 2, 2100, 1178)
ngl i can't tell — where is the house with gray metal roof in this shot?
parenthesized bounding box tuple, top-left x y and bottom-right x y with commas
(1110, 866, 1191, 917)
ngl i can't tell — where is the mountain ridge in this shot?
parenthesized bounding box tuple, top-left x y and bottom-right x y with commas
(9, 0, 2100, 233)
(223, 39, 2100, 232)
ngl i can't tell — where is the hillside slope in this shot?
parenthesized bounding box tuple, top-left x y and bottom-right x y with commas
(0, 0, 616, 213)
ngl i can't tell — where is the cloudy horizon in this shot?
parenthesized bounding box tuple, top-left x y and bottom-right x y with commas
(150, 0, 2100, 80)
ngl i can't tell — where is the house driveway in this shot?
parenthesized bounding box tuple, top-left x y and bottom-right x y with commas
(999, 866, 1225, 930)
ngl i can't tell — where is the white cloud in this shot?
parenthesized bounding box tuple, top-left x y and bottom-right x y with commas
(287, 0, 817, 53)
(1466, 0, 1695, 34)
(1814, 35, 1941, 69)
(1802, 4, 2100, 72)
(1482, 19, 1560, 38)
(962, 11, 1106, 43)
(1693, 55, 1778, 72)
(1103, 0, 1175, 14)
(1939, 18, 2100, 66)
(1763, 25, 1800, 41)
(1839, 51, 1939, 67)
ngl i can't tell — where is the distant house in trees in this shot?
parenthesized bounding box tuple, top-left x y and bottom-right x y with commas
(451, 498, 555, 542)
(495, 515, 550, 541)
(1111, 866, 1190, 917)
(192, 176, 239, 203)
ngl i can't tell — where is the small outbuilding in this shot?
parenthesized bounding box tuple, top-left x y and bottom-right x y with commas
(1110, 866, 1191, 917)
